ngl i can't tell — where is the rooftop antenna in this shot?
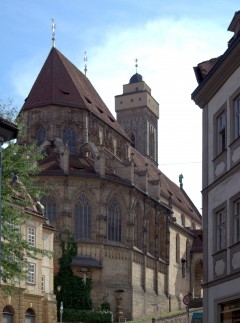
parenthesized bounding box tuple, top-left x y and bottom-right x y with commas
(84, 51, 88, 76)
(135, 58, 138, 73)
(51, 18, 56, 47)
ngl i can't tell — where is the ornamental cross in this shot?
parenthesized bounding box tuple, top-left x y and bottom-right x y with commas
(51, 19, 56, 47)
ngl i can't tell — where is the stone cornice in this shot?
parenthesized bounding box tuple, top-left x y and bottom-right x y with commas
(192, 37, 240, 108)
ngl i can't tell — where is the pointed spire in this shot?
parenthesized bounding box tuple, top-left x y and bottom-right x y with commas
(51, 19, 56, 47)
(135, 58, 138, 73)
(84, 51, 88, 76)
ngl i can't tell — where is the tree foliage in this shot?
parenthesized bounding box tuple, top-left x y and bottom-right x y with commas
(54, 235, 92, 313)
(0, 102, 52, 291)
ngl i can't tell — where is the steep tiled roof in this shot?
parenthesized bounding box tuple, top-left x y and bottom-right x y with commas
(131, 147, 201, 222)
(21, 47, 129, 140)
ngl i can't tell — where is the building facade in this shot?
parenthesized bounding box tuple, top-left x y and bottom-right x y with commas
(192, 11, 240, 323)
(19, 47, 202, 320)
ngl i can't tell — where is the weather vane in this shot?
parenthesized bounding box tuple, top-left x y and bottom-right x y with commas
(84, 51, 88, 76)
(135, 58, 138, 73)
(51, 19, 56, 48)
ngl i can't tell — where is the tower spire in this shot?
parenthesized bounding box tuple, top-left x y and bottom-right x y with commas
(51, 19, 56, 47)
(84, 51, 88, 76)
(135, 58, 138, 73)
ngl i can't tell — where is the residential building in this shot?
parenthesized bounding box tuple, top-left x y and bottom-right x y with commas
(18, 46, 202, 320)
(0, 118, 56, 323)
(192, 11, 240, 323)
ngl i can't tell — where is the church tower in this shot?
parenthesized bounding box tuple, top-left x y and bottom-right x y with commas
(115, 72, 159, 165)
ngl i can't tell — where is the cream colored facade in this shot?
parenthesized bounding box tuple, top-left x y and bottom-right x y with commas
(0, 210, 56, 323)
(192, 11, 240, 323)
(18, 47, 202, 320)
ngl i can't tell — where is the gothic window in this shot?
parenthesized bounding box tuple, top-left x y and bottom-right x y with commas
(3, 306, 14, 323)
(107, 197, 121, 243)
(176, 233, 180, 263)
(186, 239, 191, 268)
(25, 308, 35, 323)
(147, 213, 155, 256)
(134, 202, 143, 249)
(62, 125, 76, 153)
(74, 195, 92, 240)
(41, 196, 57, 224)
(159, 215, 166, 260)
(36, 127, 46, 146)
(181, 214, 185, 227)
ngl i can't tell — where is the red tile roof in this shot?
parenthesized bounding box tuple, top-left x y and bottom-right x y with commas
(21, 48, 129, 140)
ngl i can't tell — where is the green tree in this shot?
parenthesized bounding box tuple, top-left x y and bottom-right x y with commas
(0, 102, 52, 291)
(54, 235, 92, 314)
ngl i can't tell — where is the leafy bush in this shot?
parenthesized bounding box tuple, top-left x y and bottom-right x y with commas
(62, 308, 112, 322)
(100, 301, 111, 312)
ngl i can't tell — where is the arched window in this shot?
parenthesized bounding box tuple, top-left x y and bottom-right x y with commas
(62, 125, 76, 153)
(134, 202, 143, 250)
(186, 239, 191, 268)
(176, 233, 180, 263)
(159, 215, 166, 260)
(74, 195, 91, 240)
(107, 197, 121, 242)
(25, 308, 35, 323)
(3, 305, 14, 323)
(36, 127, 46, 146)
(148, 213, 155, 256)
(41, 196, 57, 224)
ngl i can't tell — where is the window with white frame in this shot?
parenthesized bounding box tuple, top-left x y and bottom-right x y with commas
(233, 198, 240, 244)
(234, 96, 240, 140)
(216, 208, 226, 252)
(28, 227, 35, 246)
(28, 263, 35, 284)
(217, 111, 226, 154)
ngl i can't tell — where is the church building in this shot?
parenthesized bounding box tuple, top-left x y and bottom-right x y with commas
(18, 45, 202, 320)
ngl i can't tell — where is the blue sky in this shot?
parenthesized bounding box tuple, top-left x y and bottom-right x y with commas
(1, 1, 238, 211)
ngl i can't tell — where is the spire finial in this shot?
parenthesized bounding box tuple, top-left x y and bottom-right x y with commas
(51, 19, 56, 47)
(135, 58, 138, 73)
(84, 51, 88, 76)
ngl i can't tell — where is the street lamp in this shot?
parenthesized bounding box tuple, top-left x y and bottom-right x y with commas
(57, 286, 63, 323)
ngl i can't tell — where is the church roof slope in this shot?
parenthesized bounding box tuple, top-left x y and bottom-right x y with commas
(21, 47, 129, 140)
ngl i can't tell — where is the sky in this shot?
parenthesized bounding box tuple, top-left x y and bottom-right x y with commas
(0, 1, 238, 213)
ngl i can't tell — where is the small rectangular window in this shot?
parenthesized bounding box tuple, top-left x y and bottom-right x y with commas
(28, 263, 35, 284)
(217, 112, 226, 154)
(216, 209, 226, 251)
(235, 97, 240, 139)
(233, 199, 240, 244)
(28, 227, 35, 246)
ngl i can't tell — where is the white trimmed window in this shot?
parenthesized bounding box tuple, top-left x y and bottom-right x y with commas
(234, 96, 240, 139)
(233, 199, 240, 244)
(217, 111, 226, 154)
(28, 263, 35, 284)
(28, 227, 35, 246)
(216, 208, 226, 251)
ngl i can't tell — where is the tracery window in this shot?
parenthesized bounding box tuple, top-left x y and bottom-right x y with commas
(62, 125, 76, 153)
(36, 127, 46, 146)
(134, 202, 143, 249)
(41, 196, 57, 224)
(176, 233, 180, 263)
(107, 197, 121, 242)
(74, 195, 92, 240)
